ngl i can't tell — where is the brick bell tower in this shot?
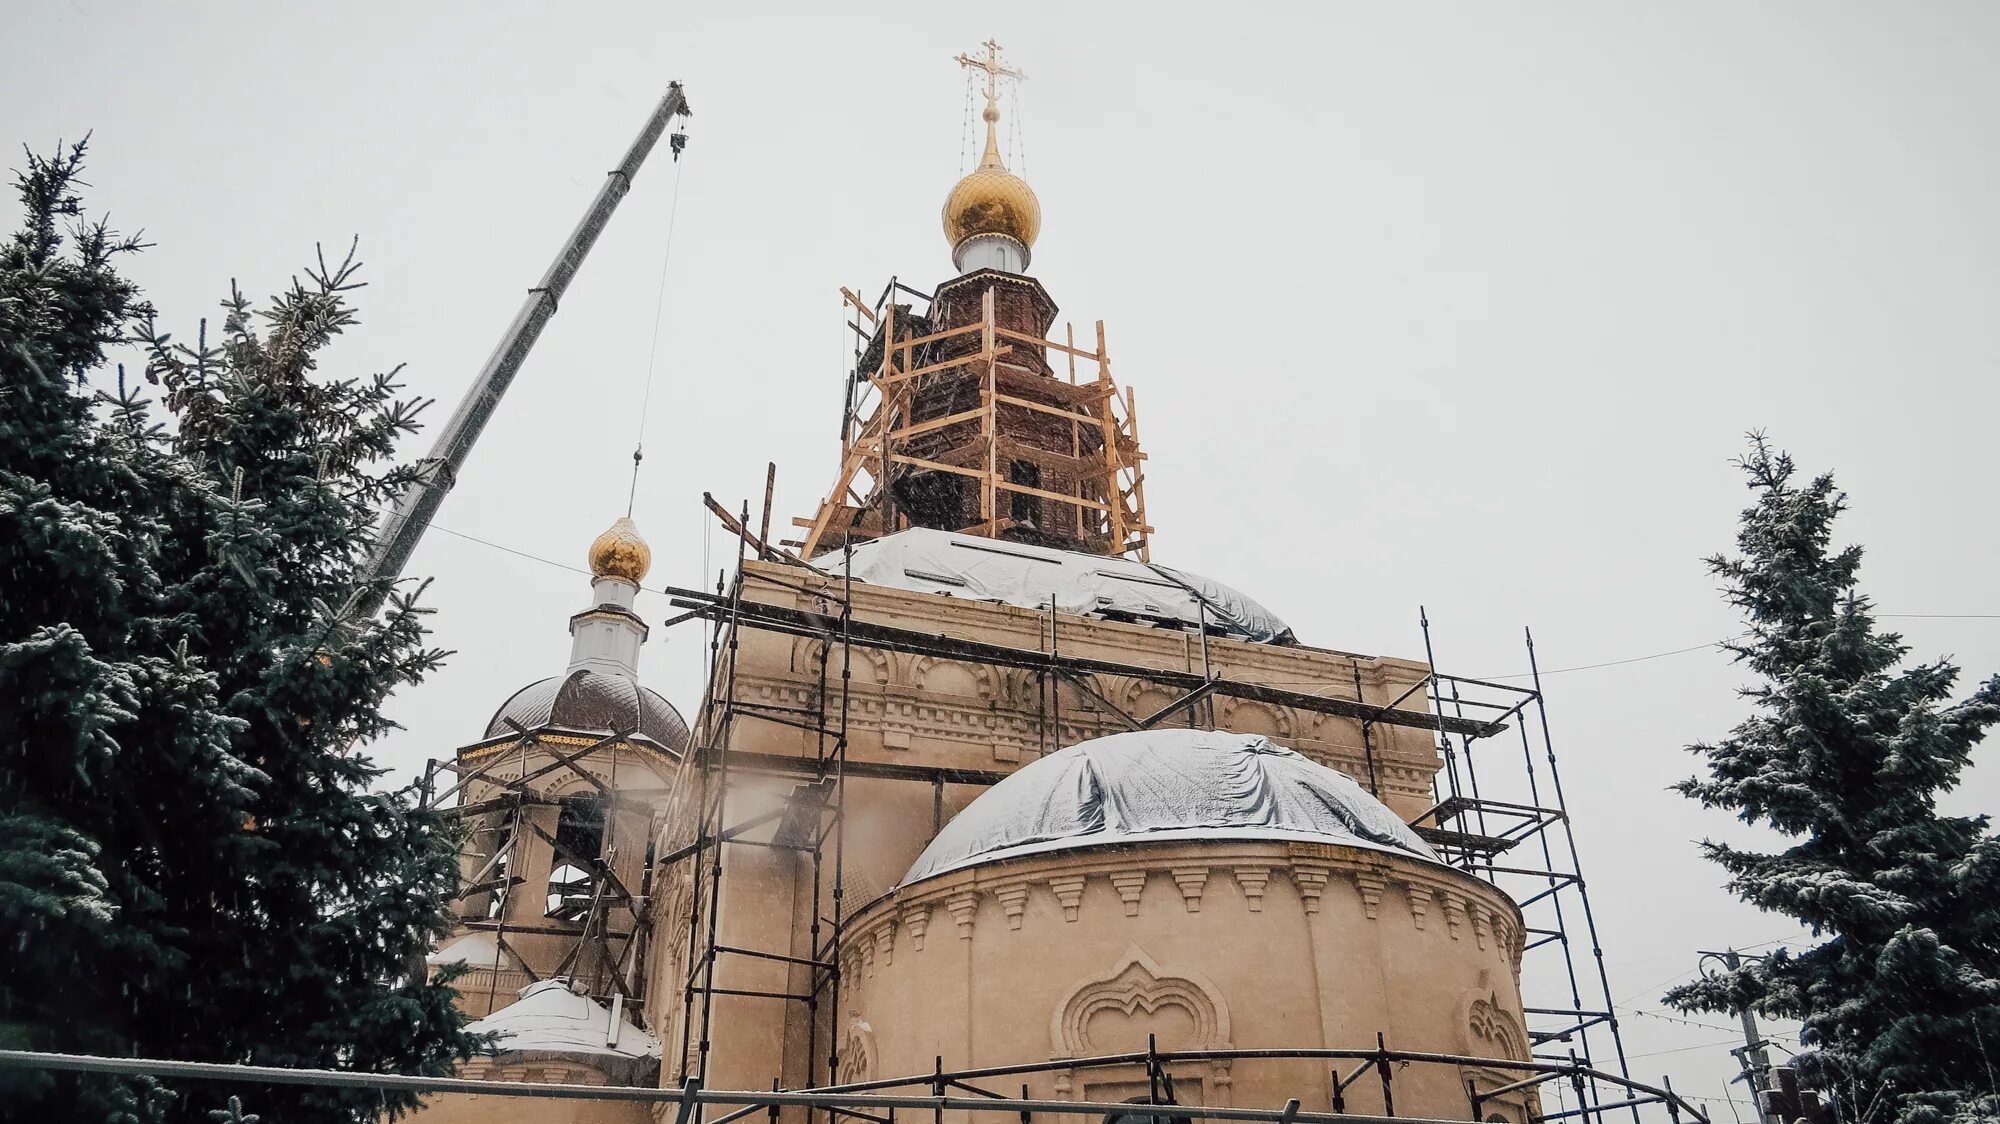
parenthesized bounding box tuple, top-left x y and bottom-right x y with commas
(797, 40, 1151, 561)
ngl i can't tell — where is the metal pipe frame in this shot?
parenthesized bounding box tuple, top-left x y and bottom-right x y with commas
(0, 1046, 1707, 1124)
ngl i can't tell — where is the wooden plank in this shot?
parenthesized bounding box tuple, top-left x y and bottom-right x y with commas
(1124, 382, 1149, 561)
(937, 435, 1094, 478)
(997, 326, 1102, 363)
(981, 288, 997, 527)
(992, 392, 1102, 428)
(874, 348, 996, 389)
(800, 452, 867, 557)
(1096, 319, 1127, 552)
(841, 287, 878, 324)
(993, 363, 1102, 404)
(879, 303, 897, 533)
(875, 405, 986, 442)
(888, 452, 985, 479)
(994, 479, 1110, 511)
(889, 321, 983, 352)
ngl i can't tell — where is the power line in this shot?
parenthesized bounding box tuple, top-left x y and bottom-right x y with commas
(1480, 608, 2000, 680)
(426, 520, 2000, 688)
(1620, 1007, 1744, 1035)
(1614, 932, 1810, 1006)
(1481, 637, 1745, 681)
(1628, 1037, 1743, 1060)
(431, 523, 589, 578)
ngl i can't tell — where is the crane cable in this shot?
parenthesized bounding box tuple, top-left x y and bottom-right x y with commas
(627, 121, 691, 516)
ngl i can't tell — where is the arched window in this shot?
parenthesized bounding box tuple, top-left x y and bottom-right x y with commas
(545, 794, 605, 920)
(546, 862, 594, 918)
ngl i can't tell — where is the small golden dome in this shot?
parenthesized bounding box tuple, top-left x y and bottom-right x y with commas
(943, 160, 1041, 251)
(587, 516, 651, 583)
(942, 62, 1039, 253)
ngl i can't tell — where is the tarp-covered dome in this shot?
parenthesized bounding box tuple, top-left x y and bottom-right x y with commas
(465, 979, 660, 1085)
(902, 729, 1438, 885)
(818, 528, 1295, 644)
(486, 669, 690, 750)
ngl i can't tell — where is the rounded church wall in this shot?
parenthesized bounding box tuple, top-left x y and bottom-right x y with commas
(836, 839, 1530, 1122)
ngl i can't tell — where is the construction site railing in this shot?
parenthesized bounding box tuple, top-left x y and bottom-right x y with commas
(0, 1050, 1448, 1124)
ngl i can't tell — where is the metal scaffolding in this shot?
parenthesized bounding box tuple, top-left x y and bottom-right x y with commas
(565, 264, 1667, 1123)
(644, 552, 1675, 1123)
(420, 722, 673, 1016)
(658, 515, 862, 1097)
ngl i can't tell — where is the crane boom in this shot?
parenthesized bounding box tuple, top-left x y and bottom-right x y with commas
(356, 80, 692, 609)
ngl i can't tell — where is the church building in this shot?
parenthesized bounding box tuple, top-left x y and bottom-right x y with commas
(406, 42, 1647, 1124)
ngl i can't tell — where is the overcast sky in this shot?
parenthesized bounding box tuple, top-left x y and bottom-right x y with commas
(9, 0, 1999, 1111)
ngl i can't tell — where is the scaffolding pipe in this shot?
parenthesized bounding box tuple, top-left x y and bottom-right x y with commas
(0, 1050, 1455, 1124)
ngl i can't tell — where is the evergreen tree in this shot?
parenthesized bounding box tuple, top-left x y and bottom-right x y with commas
(1668, 435, 2000, 1124)
(0, 142, 478, 1122)
(1, 138, 252, 1124)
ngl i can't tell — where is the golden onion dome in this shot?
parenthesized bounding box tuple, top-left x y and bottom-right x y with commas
(943, 105, 1040, 252)
(587, 516, 651, 583)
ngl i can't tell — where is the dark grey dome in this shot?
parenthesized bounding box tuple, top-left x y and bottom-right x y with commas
(902, 729, 1438, 885)
(485, 669, 691, 750)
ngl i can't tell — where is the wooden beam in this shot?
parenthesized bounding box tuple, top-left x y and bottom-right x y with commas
(996, 326, 1103, 363)
(981, 288, 998, 527)
(992, 392, 1103, 428)
(887, 452, 986, 479)
(885, 404, 986, 442)
(1124, 382, 1149, 561)
(873, 347, 1003, 389)
(887, 321, 983, 352)
(800, 451, 868, 557)
(841, 287, 877, 324)
(1096, 319, 1127, 552)
(994, 479, 1110, 511)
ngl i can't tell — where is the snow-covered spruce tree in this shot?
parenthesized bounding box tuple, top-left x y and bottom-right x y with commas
(1667, 436, 2000, 1124)
(0, 143, 479, 1122)
(124, 247, 481, 1121)
(0, 139, 254, 1124)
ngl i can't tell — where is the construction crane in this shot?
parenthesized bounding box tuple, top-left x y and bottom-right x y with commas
(354, 80, 692, 611)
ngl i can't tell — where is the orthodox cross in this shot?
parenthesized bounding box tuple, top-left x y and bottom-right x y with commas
(955, 38, 1023, 115)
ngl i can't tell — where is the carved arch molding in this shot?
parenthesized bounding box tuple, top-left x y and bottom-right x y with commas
(838, 1018, 876, 1085)
(1049, 945, 1233, 1096)
(1462, 990, 1528, 1062)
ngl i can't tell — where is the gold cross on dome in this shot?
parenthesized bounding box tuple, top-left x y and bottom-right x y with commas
(955, 38, 1023, 112)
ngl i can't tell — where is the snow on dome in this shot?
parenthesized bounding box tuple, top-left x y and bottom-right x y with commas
(465, 979, 660, 1085)
(425, 930, 519, 970)
(902, 729, 1438, 886)
(816, 528, 1295, 644)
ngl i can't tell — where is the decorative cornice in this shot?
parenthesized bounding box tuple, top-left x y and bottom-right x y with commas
(836, 839, 1523, 975)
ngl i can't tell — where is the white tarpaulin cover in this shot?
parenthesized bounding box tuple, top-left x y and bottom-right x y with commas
(816, 528, 1295, 644)
(424, 930, 519, 970)
(901, 729, 1439, 885)
(465, 979, 660, 1084)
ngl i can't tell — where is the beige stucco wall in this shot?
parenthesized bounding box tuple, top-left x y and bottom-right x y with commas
(721, 561, 1446, 823)
(644, 559, 1480, 1109)
(835, 838, 1536, 1123)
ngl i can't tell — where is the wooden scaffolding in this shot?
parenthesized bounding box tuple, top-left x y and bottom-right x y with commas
(793, 278, 1152, 560)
